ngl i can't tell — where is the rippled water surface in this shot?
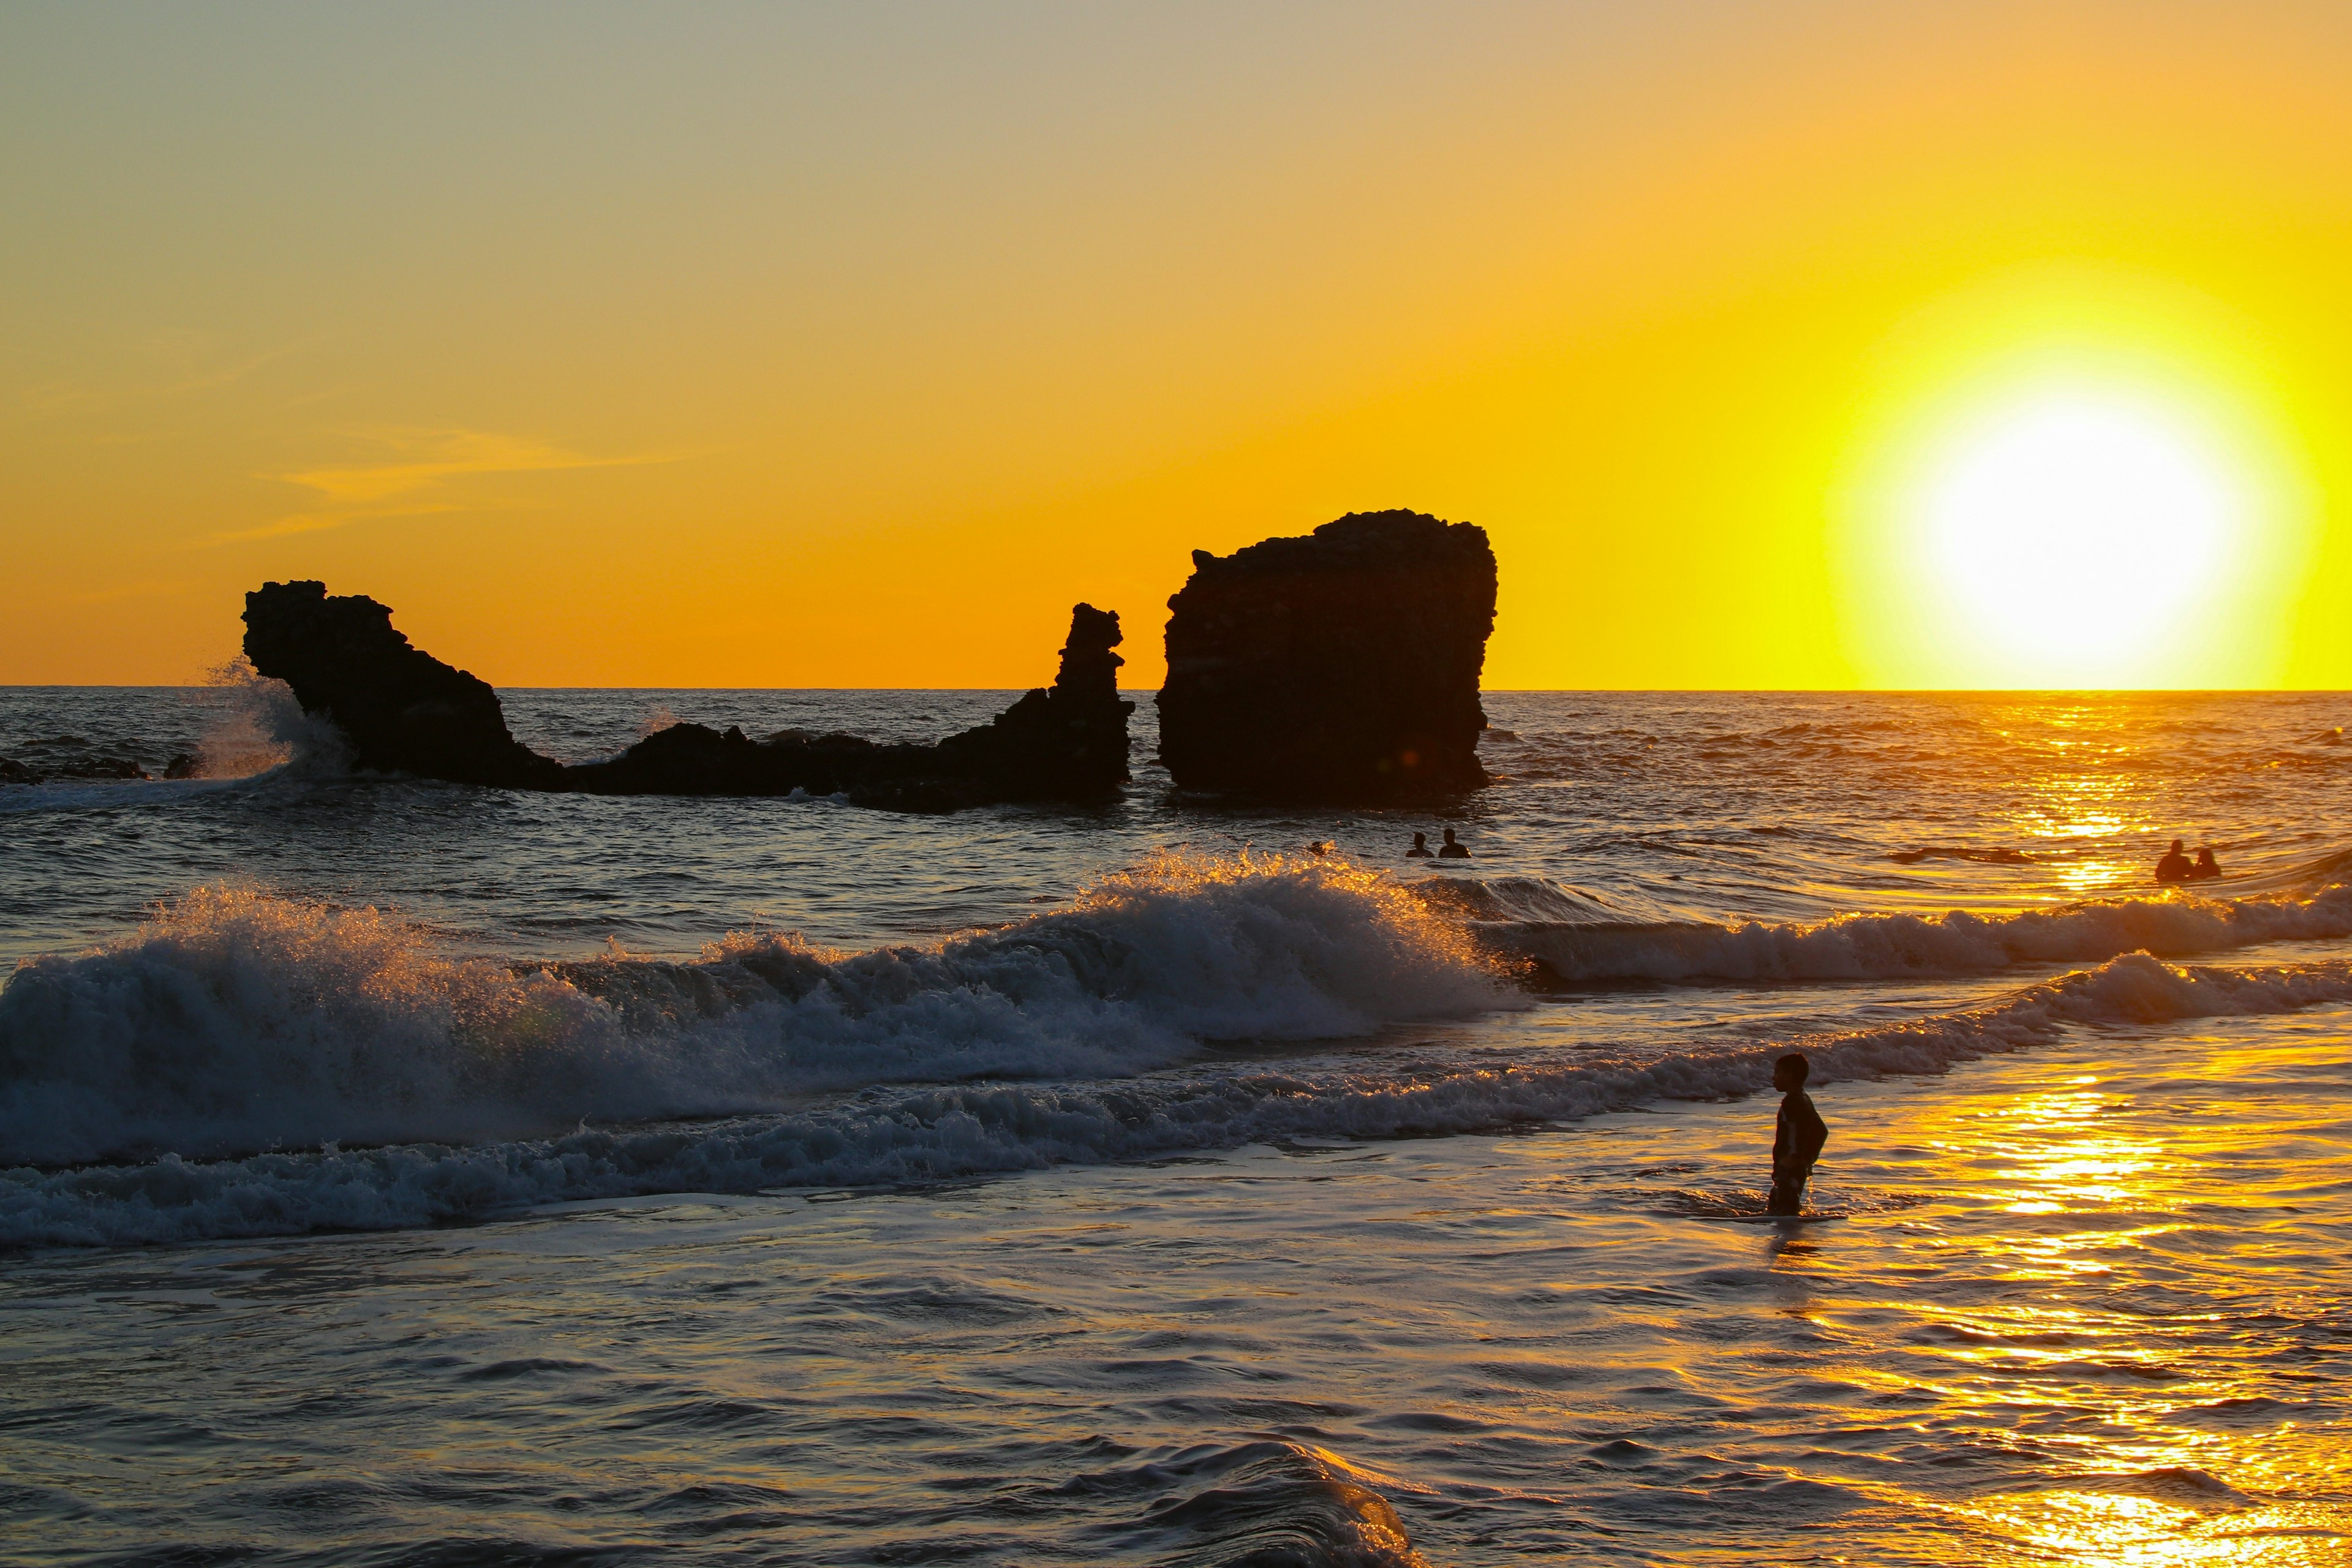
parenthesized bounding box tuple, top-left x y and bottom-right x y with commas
(2, 688, 2348, 1564)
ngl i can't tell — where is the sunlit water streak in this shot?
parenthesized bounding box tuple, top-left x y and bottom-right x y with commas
(1, 689, 2348, 1564)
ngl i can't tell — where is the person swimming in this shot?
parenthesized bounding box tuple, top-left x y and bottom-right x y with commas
(1406, 832, 1434, 858)
(2155, 839, 2193, 884)
(2192, 845, 2222, 880)
(1438, 827, 1471, 859)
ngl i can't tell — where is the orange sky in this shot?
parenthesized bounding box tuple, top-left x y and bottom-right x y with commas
(6, 3, 2351, 688)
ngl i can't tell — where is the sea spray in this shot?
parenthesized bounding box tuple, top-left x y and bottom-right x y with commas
(187, 658, 345, 780)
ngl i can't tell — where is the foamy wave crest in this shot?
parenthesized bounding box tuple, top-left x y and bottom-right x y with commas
(7, 950, 2350, 1248)
(1483, 881, 2352, 984)
(0, 854, 1508, 1171)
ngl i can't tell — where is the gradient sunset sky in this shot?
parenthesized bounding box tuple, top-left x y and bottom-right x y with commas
(7, 3, 2352, 688)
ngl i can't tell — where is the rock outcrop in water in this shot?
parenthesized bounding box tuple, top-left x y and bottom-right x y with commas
(243, 582, 1134, 811)
(0, 741, 180, 785)
(1156, 510, 1496, 801)
(242, 582, 562, 789)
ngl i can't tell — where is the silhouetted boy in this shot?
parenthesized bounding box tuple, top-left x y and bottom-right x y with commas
(2155, 839, 2193, 884)
(1767, 1052, 1827, 1216)
(1406, 832, 1434, 858)
(1438, 827, 1471, 859)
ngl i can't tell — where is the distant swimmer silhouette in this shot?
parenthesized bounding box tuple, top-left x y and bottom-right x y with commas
(1438, 827, 1471, 859)
(2155, 839, 2194, 884)
(1406, 832, 1434, 858)
(2192, 845, 2223, 881)
(1766, 1053, 1828, 1216)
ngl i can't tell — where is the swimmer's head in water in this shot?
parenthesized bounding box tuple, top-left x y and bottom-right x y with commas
(1443, 828, 1459, 843)
(1774, 1052, 1810, 1090)
(2171, 839, 2185, 853)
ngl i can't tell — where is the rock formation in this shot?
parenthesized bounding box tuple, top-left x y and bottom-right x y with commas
(1156, 510, 1496, 800)
(242, 582, 1133, 811)
(0, 741, 183, 785)
(241, 582, 562, 789)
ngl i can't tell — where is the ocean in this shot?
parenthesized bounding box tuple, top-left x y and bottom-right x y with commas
(2, 685, 2348, 1566)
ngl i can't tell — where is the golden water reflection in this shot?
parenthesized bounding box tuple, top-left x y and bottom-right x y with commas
(1953, 1488, 2350, 1568)
(1985, 703, 2202, 897)
(1797, 1025, 2352, 1566)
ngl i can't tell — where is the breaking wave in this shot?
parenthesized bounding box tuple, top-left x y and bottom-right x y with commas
(10, 846, 2352, 1249)
(1461, 855, 2352, 984)
(9, 940, 2352, 1248)
(0, 853, 1507, 1172)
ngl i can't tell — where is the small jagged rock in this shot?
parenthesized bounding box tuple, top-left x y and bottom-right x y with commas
(58, 757, 150, 780)
(1156, 510, 1496, 800)
(934, 603, 1133, 797)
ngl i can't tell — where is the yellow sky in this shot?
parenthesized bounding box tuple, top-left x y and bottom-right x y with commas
(5, 2, 2351, 688)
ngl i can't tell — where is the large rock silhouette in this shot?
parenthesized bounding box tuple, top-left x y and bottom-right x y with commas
(243, 582, 1133, 811)
(240, 582, 560, 788)
(1156, 510, 1496, 800)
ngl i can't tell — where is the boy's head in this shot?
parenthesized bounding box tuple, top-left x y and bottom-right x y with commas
(1773, 1053, 1810, 1092)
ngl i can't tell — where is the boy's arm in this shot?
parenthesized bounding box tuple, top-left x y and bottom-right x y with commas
(1796, 1096, 1828, 1165)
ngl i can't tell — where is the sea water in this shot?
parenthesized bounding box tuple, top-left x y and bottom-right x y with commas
(2, 688, 2347, 1564)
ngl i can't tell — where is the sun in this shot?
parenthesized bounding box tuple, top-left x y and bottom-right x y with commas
(1831, 268, 2321, 688)
(1915, 394, 2236, 680)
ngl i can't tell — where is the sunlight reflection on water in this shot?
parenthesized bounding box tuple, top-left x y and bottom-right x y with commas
(4, 1011, 2345, 1564)
(3, 689, 2348, 1562)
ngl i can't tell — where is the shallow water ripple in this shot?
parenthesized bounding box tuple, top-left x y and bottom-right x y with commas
(4, 1012, 2345, 1565)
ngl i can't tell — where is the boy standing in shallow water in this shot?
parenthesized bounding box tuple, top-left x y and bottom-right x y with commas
(1767, 1052, 1828, 1215)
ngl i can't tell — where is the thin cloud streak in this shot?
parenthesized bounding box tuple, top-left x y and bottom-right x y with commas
(265, 428, 696, 505)
(211, 428, 708, 543)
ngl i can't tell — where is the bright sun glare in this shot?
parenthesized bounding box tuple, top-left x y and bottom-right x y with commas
(1863, 380, 2305, 686)
(1837, 272, 2318, 689)
(1918, 396, 2239, 676)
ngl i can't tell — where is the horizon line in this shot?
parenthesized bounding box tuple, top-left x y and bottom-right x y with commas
(2, 683, 2345, 696)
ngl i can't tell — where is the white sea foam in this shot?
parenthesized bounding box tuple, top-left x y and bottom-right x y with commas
(7, 941, 2350, 1249)
(0, 853, 1508, 1173)
(1472, 865, 2352, 984)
